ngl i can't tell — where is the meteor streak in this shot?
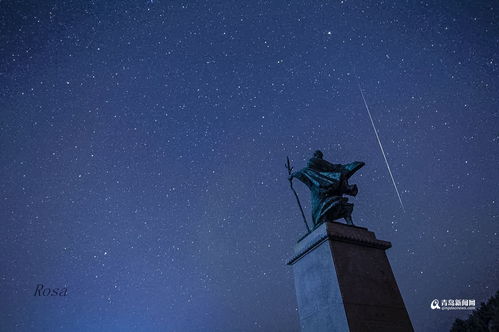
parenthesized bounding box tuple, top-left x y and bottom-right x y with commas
(358, 84, 405, 212)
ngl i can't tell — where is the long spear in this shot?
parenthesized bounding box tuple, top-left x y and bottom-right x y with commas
(285, 156, 310, 233)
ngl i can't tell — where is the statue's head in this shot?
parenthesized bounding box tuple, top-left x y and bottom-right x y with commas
(313, 150, 323, 159)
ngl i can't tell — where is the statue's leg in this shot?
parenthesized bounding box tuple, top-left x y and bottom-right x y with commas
(344, 203, 354, 225)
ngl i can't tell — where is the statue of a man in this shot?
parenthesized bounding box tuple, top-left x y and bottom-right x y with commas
(289, 150, 365, 227)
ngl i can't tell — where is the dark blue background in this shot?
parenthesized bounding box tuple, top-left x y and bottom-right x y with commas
(1, 1, 497, 331)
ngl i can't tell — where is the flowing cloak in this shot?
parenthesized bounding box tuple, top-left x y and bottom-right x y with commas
(292, 157, 365, 225)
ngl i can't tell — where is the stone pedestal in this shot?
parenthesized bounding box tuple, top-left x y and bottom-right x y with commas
(287, 222, 413, 332)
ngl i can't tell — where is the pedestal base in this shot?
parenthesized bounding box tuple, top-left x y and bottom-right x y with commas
(287, 222, 413, 332)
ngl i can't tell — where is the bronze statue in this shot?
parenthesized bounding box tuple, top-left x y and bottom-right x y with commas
(288, 150, 364, 228)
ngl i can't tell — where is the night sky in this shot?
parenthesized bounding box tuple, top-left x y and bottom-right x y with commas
(1, 1, 497, 331)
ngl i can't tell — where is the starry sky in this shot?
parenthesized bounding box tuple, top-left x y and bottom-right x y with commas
(1, 1, 497, 331)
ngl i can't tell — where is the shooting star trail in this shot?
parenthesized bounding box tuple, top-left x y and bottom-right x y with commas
(358, 84, 405, 212)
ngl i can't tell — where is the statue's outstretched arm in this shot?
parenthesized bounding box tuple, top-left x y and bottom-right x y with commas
(290, 169, 312, 188)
